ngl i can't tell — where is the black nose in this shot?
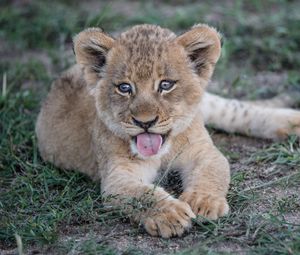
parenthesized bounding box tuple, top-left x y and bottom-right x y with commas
(132, 116, 158, 130)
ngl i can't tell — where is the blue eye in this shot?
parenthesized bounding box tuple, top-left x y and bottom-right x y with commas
(159, 80, 176, 92)
(117, 83, 132, 94)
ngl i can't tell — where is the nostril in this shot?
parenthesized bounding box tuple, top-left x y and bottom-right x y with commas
(148, 116, 159, 127)
(132, 116, 159, 130)
(132, 117, 142, 127)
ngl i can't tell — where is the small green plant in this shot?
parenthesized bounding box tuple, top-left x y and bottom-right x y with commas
(252, 135, 300, 166)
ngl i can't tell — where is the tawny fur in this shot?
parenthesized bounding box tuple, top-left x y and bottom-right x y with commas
(36, 24, 300, 238)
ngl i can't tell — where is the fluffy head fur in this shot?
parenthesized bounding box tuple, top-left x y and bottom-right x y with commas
(74, 24, 221, 158)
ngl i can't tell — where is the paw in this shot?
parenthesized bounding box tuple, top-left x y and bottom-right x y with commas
(142, 198, 195, 238)
(271, 109, 300, 139)
(179, 192, 229, 220)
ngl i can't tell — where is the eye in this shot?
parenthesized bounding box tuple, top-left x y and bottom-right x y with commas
(158, 80, 176, 92)
(117, 83, 132, 94)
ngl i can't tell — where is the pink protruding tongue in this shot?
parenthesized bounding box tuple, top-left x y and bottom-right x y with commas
(136, 133, 163, 157)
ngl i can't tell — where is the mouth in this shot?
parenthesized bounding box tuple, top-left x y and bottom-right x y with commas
(132, 132, 169, 157)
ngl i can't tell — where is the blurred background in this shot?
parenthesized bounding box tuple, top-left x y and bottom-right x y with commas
(1, 1, 300, 254)
(1, 0, 300, 99)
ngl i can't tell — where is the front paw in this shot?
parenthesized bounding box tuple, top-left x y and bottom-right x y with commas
(179, 192, 229, 220)
(141, 198, 195, 238)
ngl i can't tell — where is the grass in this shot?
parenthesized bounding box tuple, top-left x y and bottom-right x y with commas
(1, 0, 300, 254)
(252, 135, 300, 166)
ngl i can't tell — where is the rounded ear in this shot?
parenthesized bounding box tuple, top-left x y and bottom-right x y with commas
(73, 28, 115, 84)
(175, 24, 221, 81)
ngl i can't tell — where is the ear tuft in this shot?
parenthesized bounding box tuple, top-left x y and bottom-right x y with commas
(176, 24, 222, 81)
(73, 27, 115, 84)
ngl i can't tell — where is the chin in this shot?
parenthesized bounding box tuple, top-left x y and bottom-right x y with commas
(129, 137, 171, 160)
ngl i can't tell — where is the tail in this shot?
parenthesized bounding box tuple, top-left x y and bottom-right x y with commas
(200, 92, 300, 140)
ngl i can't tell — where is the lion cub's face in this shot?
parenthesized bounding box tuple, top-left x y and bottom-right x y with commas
(74, 24, 221, 158)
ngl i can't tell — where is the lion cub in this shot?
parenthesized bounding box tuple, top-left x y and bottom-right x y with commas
(37, 24, 300, 238)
